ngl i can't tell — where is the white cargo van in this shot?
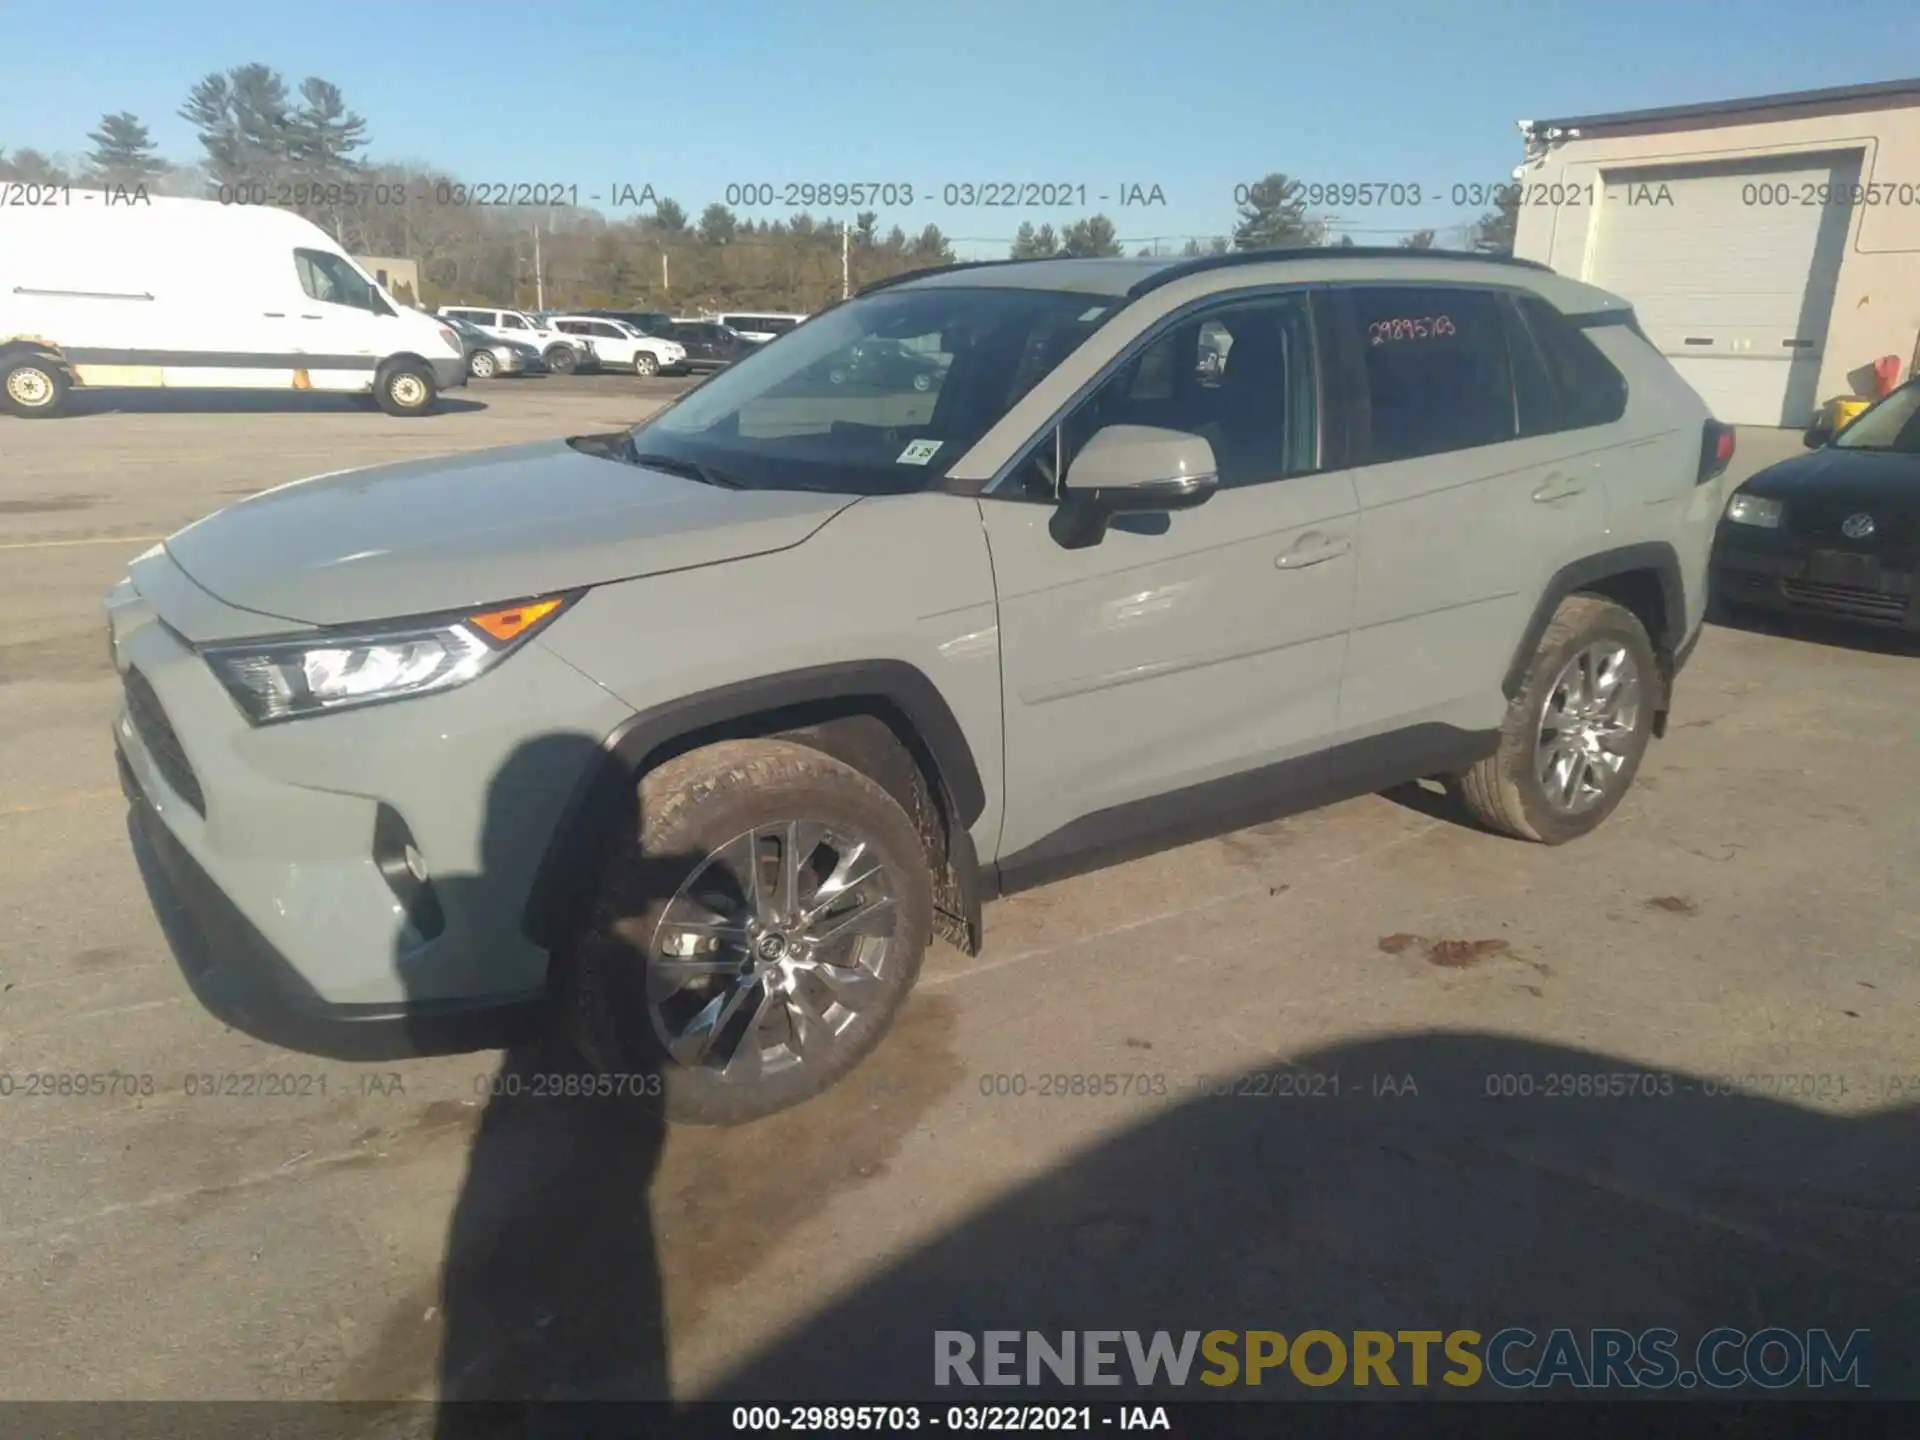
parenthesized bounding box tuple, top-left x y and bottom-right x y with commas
(0, 194, 467, 417)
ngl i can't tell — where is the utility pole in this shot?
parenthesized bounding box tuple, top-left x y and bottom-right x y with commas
(841, 220, 850, 300)
(662, 248, 670, 299)
(533, 224, 544, 311)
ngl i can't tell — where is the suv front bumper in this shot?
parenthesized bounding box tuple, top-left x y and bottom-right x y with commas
(108, 558, 636, 1057)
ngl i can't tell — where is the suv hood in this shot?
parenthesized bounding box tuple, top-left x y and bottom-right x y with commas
(162, 439, 859, 629)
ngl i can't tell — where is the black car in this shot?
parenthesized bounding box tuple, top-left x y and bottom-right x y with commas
(669, 321, 755, 372)
(826, 338, 946, 393)
(1713, 380, 1920, 630)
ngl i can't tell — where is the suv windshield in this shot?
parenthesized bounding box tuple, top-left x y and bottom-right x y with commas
(1833, 383, 1920, 454)
(632, 287, 1117, 494)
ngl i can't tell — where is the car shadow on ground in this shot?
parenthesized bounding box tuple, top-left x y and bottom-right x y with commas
(52, 390, 488, 417)
(702, 1028, 1916, 1404)
(128, 733, 1919, 1423)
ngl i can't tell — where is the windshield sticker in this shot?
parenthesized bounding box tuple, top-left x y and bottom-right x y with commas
(897, 439, 944, 466)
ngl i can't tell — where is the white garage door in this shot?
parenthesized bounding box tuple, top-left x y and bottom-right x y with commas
(1587, 151, 1859, 427)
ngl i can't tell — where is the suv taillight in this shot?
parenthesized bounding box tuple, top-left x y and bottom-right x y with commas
(1699, 420, 1735, 485)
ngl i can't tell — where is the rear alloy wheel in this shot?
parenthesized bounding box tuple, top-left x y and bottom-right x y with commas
(633, 351, 660, 377)
(469, 349, 498, 380)
(912, 372, 933, 392)
(2, 355, 69, 418)
(1460, 594, 1658, 844)
(568, 739, 932, 1126)
(545, 344, 578, 376)
(374, 360, 437, 417)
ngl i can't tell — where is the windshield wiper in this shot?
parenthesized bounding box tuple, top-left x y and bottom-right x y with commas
(627, 447, 745, 489)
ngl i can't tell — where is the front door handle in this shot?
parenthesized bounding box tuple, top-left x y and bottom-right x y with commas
(1532, 473, 1587, 503)
(263, 312, 286, 318)
(1276, 532, 1351, 570)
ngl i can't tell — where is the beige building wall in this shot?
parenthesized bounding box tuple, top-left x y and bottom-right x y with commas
(1514, 94, 1920, 409)
(353, 255, 421, 300)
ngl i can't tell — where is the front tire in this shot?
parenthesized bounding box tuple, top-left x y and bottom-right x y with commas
(1459, 595, 1658, 844)
(567, 739, 934, 1126)
(374, 360, 437, 417)
(633, 352, 659, 377)
(545, 345, 578, 376)
(2, 354, 69, 418)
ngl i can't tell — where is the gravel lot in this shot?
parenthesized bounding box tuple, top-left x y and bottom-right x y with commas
(1, 384, 1914, 1413)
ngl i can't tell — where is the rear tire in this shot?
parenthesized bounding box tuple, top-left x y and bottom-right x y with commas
(567, 739, 933, 1126)
(545, 345, 578, 376)
(469, 349, 498, 380)
(374, 360, 437, 417)
(1460, 594, 1658, 845)
(633, 352, 659, 377)
(2, 354, 69, 418)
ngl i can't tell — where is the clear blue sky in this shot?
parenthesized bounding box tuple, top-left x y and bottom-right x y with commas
(1, 0, 1911, 257)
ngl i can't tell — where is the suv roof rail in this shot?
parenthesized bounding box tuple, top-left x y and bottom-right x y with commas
(1125, 246, 1553, 298)
(857, 256, 1066, 297)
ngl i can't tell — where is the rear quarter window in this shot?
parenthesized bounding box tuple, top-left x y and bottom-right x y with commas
(1517, 295, 1628, 430)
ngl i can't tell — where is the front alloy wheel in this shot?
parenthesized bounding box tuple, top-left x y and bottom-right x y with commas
(649, 820, 898, 1084)
(568, 738, 933, 1125)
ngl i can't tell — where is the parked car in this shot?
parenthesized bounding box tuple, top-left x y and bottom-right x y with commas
(548, 315, 688, 376)
(442, 312, 548, 379)
(667, 320, 756, 372)
(107, 247, 1726, 1128)
(1712, 376, 1919, 630)
(584, 309, 677, 338)
(825, 337, 946, 393)
(716, 311, 809, 344)
(0, 195, 466, 418)
(435, 306, 588, 375)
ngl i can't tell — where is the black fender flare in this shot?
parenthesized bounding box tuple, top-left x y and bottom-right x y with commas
(521, 660, 987, 953)
(1504, 543, 1687, 697)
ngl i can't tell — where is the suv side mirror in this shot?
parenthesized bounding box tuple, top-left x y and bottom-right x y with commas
(1050, 425, 1219, 550)
(1803, 424, 1833, 449)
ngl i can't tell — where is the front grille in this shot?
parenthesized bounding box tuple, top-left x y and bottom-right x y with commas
(123, 668, 206, 816)
(1778, 579, 1911, 624)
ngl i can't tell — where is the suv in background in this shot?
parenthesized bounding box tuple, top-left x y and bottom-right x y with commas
(109, 248, 1728, 1129)
(668, 319, 755, 372)
(437, 306, 589, 375)
(548, 316, 689, 376)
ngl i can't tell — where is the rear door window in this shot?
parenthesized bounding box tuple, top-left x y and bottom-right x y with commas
(1345, 286, 1517, 463)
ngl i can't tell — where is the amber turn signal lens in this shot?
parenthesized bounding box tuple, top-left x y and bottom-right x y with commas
(467, 597, 564, 643)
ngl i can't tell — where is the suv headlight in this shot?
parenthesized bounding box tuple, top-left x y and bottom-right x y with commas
(202, 595, 573, 724)
(1725, 493, 1783, 529)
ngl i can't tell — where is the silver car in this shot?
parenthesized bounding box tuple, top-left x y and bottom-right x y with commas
(108, 247, 1729, 1125)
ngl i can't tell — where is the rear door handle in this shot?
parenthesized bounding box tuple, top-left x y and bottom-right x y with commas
(1532, 473, 1587, 503)
(263, 312, 286, 318)
(1276, 532, 1351, 570)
